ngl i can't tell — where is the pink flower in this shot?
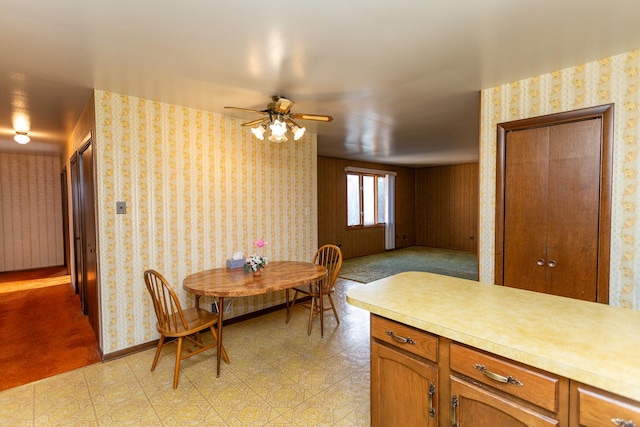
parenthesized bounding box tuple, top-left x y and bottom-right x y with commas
(253, 237, 269, 248)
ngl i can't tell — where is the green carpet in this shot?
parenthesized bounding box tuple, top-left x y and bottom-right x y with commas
(338, 246, 478, 283)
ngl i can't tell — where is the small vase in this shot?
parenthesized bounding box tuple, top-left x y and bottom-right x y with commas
(253, 269, 262, 277)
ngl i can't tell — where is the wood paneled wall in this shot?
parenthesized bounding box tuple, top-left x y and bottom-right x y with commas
(415, 163, 478, 252)
(0, 153, 65, 272)
(317, 156, 415, 260)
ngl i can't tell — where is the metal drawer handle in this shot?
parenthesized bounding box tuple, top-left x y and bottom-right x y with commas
(386, 330, 416, 345)
(451, 395, 459, 427)
(611, 418, 637, 427)
(473, 363, 524, 387)
(428, 383, 436, 418)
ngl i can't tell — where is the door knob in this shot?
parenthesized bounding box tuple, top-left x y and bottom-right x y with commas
(536, 258, 546, 266)
(547, 260, 557, 268)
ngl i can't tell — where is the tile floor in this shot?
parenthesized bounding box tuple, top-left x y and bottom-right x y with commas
(0, 279, 371, 426)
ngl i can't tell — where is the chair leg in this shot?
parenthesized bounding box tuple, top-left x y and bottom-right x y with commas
(307, 296, 316, 335)
(173, 337, 183, 389)
(328, 294, 340, 325)
(151, 335, 165, 371)
(286, 290, 299, 323)
(319, 291, 325, 338)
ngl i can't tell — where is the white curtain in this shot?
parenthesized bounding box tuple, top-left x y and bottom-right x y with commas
(385, 174, 396, 250)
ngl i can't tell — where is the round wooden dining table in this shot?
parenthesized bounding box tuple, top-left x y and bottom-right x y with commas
(183, 260, 327, 376)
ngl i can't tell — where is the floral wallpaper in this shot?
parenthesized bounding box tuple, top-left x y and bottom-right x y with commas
(94, 90, 318, 353)
(479, 50, 640, 310)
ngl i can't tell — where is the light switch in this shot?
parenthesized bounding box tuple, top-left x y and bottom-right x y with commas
(116, 201, 126, 214)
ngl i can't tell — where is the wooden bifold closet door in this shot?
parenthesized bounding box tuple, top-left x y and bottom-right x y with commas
(496, 105, 613, 303)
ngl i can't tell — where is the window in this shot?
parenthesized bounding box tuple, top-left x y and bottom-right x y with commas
(347, 172, 387, 227)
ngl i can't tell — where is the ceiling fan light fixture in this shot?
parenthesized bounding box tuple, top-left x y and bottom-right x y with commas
(14, 131, 30, 144)
(251, 124, 266, 140)
(227, 96, 332, 143)
(269, 119, 287, 137)
(291, 124, 306, 141)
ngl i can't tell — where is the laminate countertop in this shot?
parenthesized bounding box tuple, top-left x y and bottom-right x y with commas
(346, 271, 640, 401)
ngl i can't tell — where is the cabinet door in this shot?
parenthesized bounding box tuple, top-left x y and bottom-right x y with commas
(503, 118, 601, 302)
(451, 376, 560, 427)
(371, 340, 438, 427)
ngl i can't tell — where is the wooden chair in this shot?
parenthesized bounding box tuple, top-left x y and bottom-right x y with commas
(285, 244, 343, 337)
(143, 269, 229, 388)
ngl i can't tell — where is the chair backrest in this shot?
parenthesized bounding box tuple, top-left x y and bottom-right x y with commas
(143, 269, 188, 333)
(313, 244, 343, 292)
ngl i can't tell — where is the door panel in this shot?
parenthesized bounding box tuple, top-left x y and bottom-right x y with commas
(70, 153, 85, 312)
(547, 119, 600, 300)
(79, 140, 100, 342)
(504, 127, 549, 293)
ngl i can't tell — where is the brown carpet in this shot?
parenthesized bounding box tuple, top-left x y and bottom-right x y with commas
(0, 283, 101, 391)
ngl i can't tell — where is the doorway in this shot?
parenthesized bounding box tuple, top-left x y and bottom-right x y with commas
(71, 133, 101, 343)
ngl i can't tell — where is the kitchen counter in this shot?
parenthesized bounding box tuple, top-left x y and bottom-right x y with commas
(346, 271, 640, 401)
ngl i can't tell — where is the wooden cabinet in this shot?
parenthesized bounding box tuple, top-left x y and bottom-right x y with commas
(370, 314, 439, 427)
(450, 343, 568, 426)
(369, 314, 639, 427)
(571, 383, 640, 427)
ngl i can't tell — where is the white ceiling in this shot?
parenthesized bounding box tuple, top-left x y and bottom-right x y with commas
(1, 0, 640, 166)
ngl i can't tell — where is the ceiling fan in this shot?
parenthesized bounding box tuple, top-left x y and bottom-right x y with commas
(224, 96, 333, 142)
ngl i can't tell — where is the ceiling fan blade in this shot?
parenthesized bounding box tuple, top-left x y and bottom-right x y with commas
(274, 97, 294, 113)
(290, 113, 333, 122)
(224, 106, 267, 114)
(241, 117, 269, 127)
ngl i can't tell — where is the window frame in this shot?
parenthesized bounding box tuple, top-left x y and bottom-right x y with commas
(346, 171, 387, 228)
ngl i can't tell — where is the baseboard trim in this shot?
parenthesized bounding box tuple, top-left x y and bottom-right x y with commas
(102, 340, 159, 361)
(101, 297, 312, 361)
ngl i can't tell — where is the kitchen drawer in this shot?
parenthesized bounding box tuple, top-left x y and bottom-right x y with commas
(450, 343, 561, 413)
(370, 314, 438, 362)
(574, 384, 640, 427)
